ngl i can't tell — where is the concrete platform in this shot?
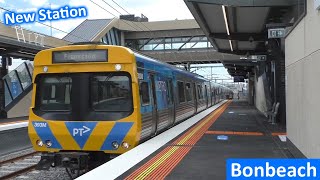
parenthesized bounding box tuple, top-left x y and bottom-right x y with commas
(117, 100, 290, 179)
(0, 116, 27, 124)
(0, 116, 28, 131)
(0, 116, 30, 156)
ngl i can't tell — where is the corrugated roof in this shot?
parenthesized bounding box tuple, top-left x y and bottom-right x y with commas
(63, 19, 113, 43)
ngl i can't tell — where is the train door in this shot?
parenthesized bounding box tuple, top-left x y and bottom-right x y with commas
(193, 83, 198, 113)
(205, 85, 208, 107)
(214, 88, 217, 104)
(149, 74, 158, 135)
(209, 85, 214, 106)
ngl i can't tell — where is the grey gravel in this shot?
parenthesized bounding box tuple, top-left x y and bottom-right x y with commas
(15, 168, 71, 180)
(0, 148, 35, 162)
(0, 149, 69, 180)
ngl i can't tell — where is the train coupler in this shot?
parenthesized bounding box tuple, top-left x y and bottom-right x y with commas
(36, 152, 89, 171)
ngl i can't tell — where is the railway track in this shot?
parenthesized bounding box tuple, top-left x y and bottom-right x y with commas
(0, 151, 40, 179)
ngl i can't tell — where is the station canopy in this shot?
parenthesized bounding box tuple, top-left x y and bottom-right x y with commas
(184, 0, 299, 78)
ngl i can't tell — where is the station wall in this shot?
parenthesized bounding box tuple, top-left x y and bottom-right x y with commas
(285, 0, 320, 158)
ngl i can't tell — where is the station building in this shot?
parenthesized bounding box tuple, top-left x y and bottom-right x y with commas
(285, 0, 320, 158)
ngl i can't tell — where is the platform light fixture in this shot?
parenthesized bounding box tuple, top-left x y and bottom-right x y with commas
(222, 5, 233, 52)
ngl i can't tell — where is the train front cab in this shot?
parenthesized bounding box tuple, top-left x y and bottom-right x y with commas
(28, 45, 142, 170)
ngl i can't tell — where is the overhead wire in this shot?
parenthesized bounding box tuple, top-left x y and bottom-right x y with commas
(110, 1, 199, 66)
(96, 0, 162, 54)
(88, 0, 142, 32)
(110, 0, 154, 32)
(112, 0, 177, 53)
(100, 0, 153, 34)
(111, 0, 130, 14)
(101, 0, 123, 15)
(99, 0, 145, 32)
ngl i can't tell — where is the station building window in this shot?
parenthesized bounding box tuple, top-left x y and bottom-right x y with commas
(130, 36, 214, 51)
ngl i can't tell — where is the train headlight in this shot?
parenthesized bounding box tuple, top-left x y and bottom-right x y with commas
(36, 140, 43, 147)
(115, 64, 122, 71)
(112, 141, 119, 149)
(43, 66, 48, 72)
(45, 140, 52, 148)
(122, 142, 130, 149)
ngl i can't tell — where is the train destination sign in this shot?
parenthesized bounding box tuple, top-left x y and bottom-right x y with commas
(53, 50, 108, 63)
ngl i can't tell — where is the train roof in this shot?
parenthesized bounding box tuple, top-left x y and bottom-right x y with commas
(133, 51, 208, 81)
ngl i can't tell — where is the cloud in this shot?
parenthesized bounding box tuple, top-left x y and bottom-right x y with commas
(29, 0, 48, 7)
(16, 8, 37, 12)
(0, 0, 5, 4)
(69, 0, 116, 19)
(116, 0, 194, 21)
(53, 32, 67, 39)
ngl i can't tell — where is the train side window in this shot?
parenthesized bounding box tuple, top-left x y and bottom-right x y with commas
(185, 82, 192, 102)
(178, 81, 185, 103)
(166, 80, 174, 104)
(197, 84, 203, 99)
(140, 82, 150, 105)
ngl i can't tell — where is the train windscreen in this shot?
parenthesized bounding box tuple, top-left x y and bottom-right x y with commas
(34, 72, 133, 121)
(91, 74, 132, 112)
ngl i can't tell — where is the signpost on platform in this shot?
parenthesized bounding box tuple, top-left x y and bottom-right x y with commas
(249, 55, 267, 61)
(11, 81, 19, 98)
(234, 76, 245, 82)
(268, 28, 286, 39)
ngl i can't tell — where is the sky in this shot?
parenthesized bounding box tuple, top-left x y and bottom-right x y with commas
(0, 0, 234, 84)
(0, 0, 194, 38)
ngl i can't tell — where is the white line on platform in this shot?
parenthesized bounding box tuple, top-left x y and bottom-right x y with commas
(0, 122, 28, 131)
(77, 100, 227, 180)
